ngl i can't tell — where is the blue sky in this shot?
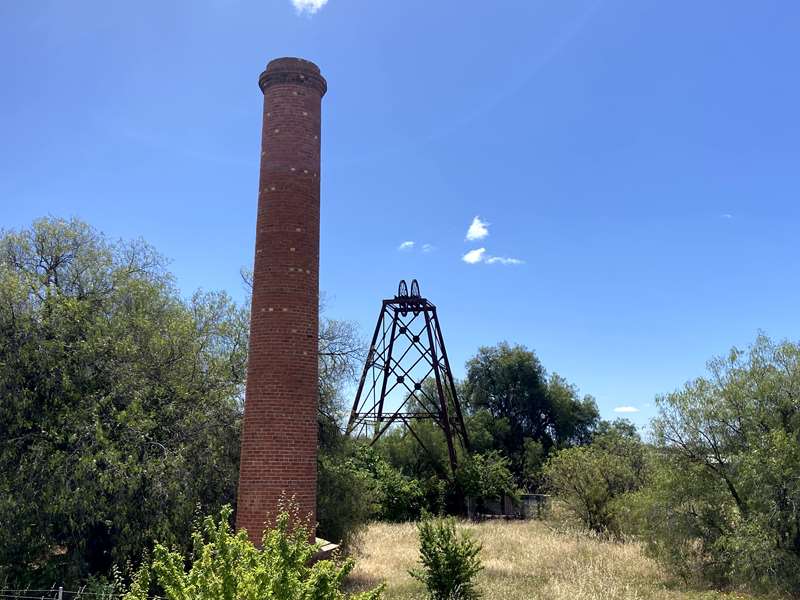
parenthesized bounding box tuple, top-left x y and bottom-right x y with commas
(2, 0, 799, 428)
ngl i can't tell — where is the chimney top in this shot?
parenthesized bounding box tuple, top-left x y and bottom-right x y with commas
(258, 57, 327, 96)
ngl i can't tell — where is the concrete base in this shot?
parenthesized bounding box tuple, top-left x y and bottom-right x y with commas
(312, 538, 340, 562)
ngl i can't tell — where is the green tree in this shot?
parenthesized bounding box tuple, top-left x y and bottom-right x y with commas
(0, 218, 248, 585)
(463, 343, 600, 485)
(379, 418, 451, 480)
(317, 313, 365, 449)
(546, 374, 600, 447)
(352, 447, 426, 522)
(543, 420, 646, 534)
(632, 335, 800, 591)
(455, 451, 519, 513)
(316, 441, 379, 547)
(311, 308, 379, 545)
(520, 438, 545, 490)
(371, 380, 466, 515)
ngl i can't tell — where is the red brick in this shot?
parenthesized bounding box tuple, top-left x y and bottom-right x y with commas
(236, 57, 326, 545)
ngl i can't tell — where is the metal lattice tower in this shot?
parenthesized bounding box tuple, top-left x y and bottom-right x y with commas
(346, 280, 470, 473)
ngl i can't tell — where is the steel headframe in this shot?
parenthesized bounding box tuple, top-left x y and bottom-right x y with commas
(346, 279, 470, 474)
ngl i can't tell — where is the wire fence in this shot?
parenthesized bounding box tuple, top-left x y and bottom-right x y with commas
(0, 589, 163, 600)
(0, 589, 118, 600)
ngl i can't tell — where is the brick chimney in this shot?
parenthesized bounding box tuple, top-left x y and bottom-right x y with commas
(236, 57, 327, 544)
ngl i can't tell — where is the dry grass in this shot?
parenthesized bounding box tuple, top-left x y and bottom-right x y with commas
(345, 520, 773, 600)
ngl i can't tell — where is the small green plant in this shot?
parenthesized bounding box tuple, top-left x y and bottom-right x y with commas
(409, 516, 482, 600)
(123, 503, 382, 600)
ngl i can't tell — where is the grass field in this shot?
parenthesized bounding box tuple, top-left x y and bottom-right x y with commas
(345, 520, 774, 600)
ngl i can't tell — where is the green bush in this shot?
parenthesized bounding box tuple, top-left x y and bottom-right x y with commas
(353, 448, 425, 522)
(455, 450, 519, 512)
(543, 421, 646, 535)
(631, 336, 800, 592)
(123, 504, 382, 600)
(375, 461, 425, 522)
(420, 476, 449, 517)
(317, 450, 379, 548)
(409, 516, 482, 600)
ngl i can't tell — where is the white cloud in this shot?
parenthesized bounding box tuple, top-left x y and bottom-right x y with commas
(465, 216, 489, 241)
(462, 248, 486, 264)
(398, 241, 415, 251)
(486, 256, 524, 265)
(613, 406, 640, 413)
(291, 0, 328, 15)
(462, 248, 524, 266)
(721, 213, 734, 219)
(422, 244, 435, 253)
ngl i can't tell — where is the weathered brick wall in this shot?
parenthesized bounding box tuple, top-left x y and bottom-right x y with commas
(236, 57, 327, 544)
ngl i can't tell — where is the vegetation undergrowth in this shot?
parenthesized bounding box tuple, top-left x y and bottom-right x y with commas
(347, 519, 782, 600)
(123, 504, 383, 600)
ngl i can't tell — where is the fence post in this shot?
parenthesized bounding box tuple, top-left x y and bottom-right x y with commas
(58, 587, 63, 600)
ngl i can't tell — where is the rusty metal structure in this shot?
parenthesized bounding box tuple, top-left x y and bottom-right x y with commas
(346, 280, 470, 473)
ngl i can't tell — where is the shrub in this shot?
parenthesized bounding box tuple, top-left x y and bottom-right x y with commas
(317, 450, 378, 548)
(375, 461, 425, 522)
(353, 448, 425, 522)
(543, 421, 646, 535)
(123, 504, 382, 600)
(455, 450, 519, 513)
(628, 336, 800, 592)
(420, 476, 449, 517)
(409, 516, 482, 600)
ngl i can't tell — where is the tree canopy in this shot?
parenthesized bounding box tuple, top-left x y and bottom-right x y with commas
(543, 419, 646, 534)
(462, 342, 600, 486)
(634, 335, 800, 590)
(0, 218, 249, 584)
